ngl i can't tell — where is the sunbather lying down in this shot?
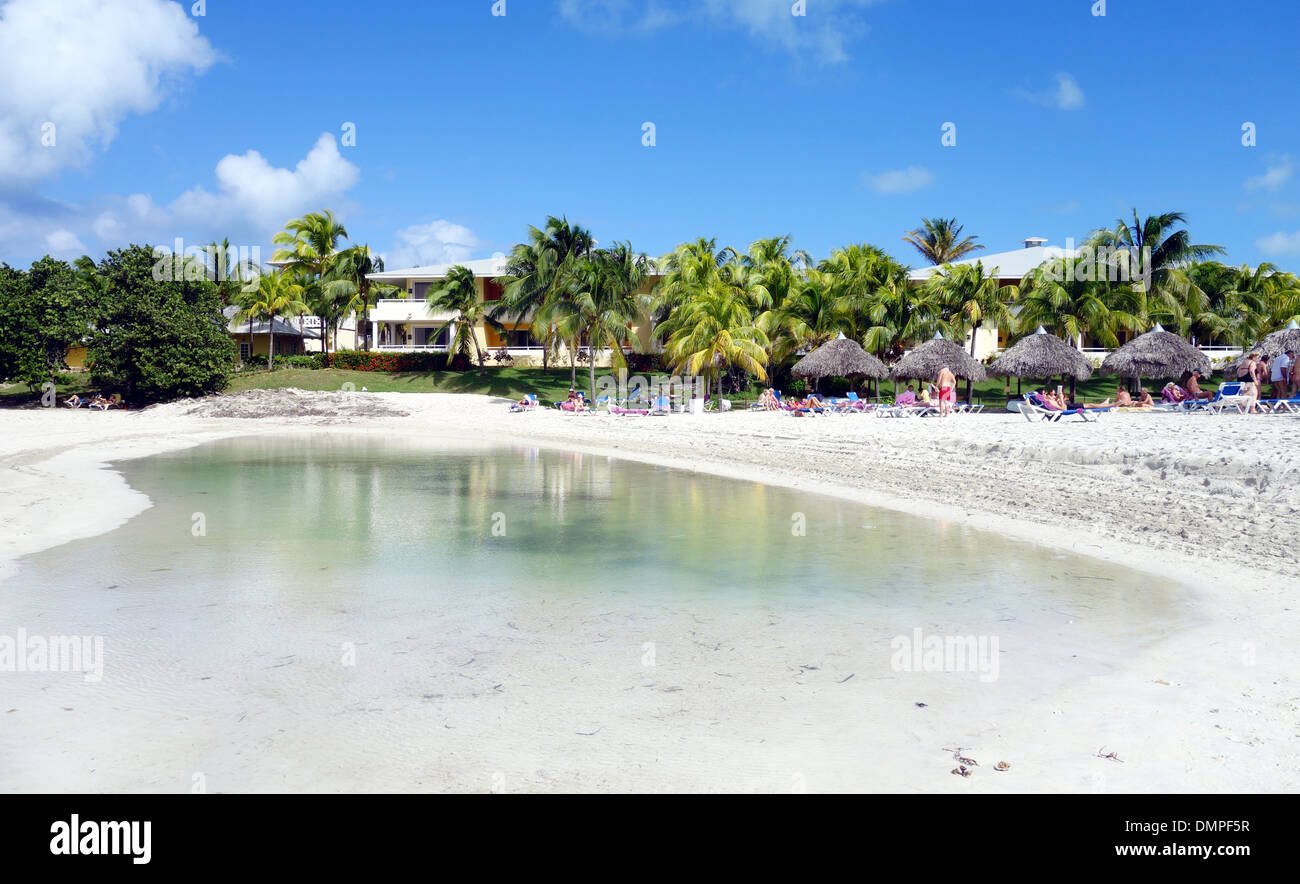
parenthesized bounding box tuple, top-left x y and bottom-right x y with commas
(65, 394, 121, 409)
(1112, 386, 1154, 408)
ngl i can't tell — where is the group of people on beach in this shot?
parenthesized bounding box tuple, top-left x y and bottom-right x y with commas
(755, 388, 825, 412)
(1235, 350, 1297, 401)
(63, 393, 125, 411)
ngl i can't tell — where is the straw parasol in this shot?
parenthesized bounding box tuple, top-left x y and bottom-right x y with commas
(1223, 320, 1300, 378)
(791, 332, 890, 381)
(889, 332, 988, 382)
(989, 327, 1093, 380)
(1100, 323, 1211, 379)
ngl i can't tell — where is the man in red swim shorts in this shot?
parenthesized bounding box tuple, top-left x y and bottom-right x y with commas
(936, 366, 956, 416)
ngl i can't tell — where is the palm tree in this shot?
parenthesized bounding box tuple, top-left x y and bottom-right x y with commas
(928, 262, 1019, 354)
(902, 218, 984, 265)
(771, 269, 846, 364)
(1016, 257, 1144, 396)
(856, 275, 943, 364)
(271, 210, 349, 276)
(562, 243, 649, 399)
(737, 235, 812, 313)
(323, 245, 394, 353)
(1182, 262, 1271, 348)
(1087, 210, 1224, 326)
(818, 243, 910, 343)
(271, 210, 350, 353)
(236, 272, 309, 369)
(655, 286, 769, 401)
(425, 265, 503, 372)
(204, 238, 246, 306)
(652, 238, 733, 321)
(926, 262, 1018, 400)
(492, 215, 595, 379)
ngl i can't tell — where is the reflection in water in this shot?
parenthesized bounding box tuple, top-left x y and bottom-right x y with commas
(0, 434, 1197, 792)
(43, 434, 1182, 632)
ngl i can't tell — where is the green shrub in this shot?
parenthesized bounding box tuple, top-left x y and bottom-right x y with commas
(323, 350, 475, 372)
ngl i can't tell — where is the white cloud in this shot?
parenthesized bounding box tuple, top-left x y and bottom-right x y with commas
(559, 0, 886, 62)
(1245, 156, 1293, 192)
(91, 211, 122, 241)
(169, 133, 360, 230)
(0, 0, 216, 186)
(44, 228, 85, 253)
(1256, 230, 1300, 256)
(864, 166, 934, 194)
(1013, 73, 1085, 111)
(383, 220, 485, 270)
(0, 134, 361, 264)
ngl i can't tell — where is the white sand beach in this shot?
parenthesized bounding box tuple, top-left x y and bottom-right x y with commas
(1, 391, 1297, 792)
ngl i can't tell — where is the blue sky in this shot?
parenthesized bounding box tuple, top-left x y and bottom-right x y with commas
(3, 0, 1299, 271)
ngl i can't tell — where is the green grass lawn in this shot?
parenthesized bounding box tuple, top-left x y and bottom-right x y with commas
(224, 367, 588, 404)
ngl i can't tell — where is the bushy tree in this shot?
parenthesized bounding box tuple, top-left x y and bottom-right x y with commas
(88, 245, 236, 402)
(0, 257, 95, 391)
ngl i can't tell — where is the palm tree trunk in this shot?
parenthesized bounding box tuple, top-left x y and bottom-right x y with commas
(268, 317, 275, 371)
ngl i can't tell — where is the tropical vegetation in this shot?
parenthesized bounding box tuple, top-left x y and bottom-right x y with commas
(5, 207, 1300, 406)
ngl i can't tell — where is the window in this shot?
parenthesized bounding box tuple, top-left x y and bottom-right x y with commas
(419, 326, 450, 347)
(412, 282, 431, 301)
(505, 328, 537, 348)
(239, 342, 251, 360)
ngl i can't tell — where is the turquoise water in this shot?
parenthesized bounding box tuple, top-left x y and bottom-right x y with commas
(0, 435, 1190, 792)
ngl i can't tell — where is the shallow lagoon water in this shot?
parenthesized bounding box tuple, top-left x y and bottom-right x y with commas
(0, 434, 1192, 791)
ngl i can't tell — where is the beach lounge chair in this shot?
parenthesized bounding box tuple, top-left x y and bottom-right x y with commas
(1204, 382, 1255, 415)
(649, 395, 672, 415)
(1020, 394, 1109, 423)
(509, 394, 538, 412)
(1256, 394, 1300, 414)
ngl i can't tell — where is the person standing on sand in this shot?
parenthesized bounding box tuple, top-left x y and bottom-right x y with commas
(1272, 349, 1294, 400)
(936, 366, 956, 417)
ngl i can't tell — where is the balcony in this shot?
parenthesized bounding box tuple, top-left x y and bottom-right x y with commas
(369, 299, 457, 323)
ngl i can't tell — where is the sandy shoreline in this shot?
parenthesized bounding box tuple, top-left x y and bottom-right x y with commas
(1, 390, 1297, 792)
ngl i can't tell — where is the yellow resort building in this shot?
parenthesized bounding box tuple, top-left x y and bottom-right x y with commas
(365, 257, 664, 367)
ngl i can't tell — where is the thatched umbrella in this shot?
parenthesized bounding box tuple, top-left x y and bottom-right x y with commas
(990, 326, 1093, 398)
(791, 333, 889, 395)
(1223, 320, 1300, 379)
(1100, 323, 1211, 383)
(889, 333, 988, 403)
(890, 333, 988, 382)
